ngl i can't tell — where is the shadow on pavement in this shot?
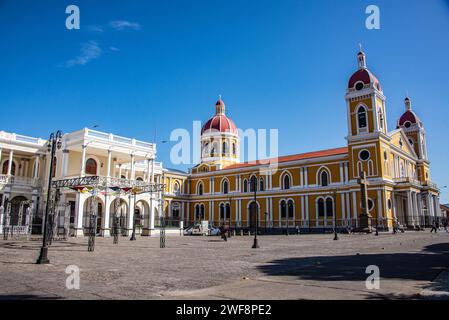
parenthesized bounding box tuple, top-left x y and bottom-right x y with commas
(257, 242, 449, 292)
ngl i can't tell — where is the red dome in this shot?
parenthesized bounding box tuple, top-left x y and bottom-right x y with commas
(215, 99, 225, 106)
(398, 110, 420, 127)
(348, 68, 382, 91)
(201, 115, 238, 135)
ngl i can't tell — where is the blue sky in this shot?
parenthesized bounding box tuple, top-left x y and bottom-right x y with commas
(0, 0, 448, 202)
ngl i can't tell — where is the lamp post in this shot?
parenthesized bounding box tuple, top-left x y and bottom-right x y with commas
(228, 196, 232, 239)
(250, 176, 259, 249)
(130, 191, 137, 241)
(36, 130, 63, 264)
(333, 189, 339, 241)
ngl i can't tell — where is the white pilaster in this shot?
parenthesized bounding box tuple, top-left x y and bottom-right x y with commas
(107, 149, 112, 178)
(102, 195, 111, 237)
(75, 192, 84, 237)
(7, 150, 13, 175)
(80, 145, 87, 177)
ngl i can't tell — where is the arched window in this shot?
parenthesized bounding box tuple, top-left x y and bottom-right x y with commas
(225, 203, 231, 221)
(287, 200, 294, 218)
(232, 143, 236, 155)
(222, 180, 229, 194)
(243, 179, 248, 193)
(357, 106, 368, 131)
(222, 141, 228, 155)
(85, 158, 97, 175)
(318, 198, 325, 217)
(202, 142, 210, 157)
(250, 176, 257, 192)
(2, 160, 16, 175)
(280, 200, 287, 219)
(173, 182, 181, 195)
(220, 203, 225, 220)
(326, 198, 334, 217)
(320, 170, 329, 186)
(211, 141, 218, 157)
(283, 174, 290, 190)
(259, 178, 264, 191)
(198, 182, 203, 195)
(136, 177, 144, 181)
(195, 204, 205, 220)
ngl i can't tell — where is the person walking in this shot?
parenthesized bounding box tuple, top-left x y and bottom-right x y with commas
(430, 220, 437, 233)
(443, 220, 448, 233)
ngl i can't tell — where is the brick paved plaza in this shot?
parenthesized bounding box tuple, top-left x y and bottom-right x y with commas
(0, 232, 448, 300)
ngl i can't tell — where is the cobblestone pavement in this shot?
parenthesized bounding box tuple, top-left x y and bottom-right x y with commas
(0, 232, 448, 300)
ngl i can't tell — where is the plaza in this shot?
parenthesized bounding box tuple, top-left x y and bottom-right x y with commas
(0, 232, 448, 300)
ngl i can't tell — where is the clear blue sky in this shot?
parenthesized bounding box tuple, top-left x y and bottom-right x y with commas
(1, 0, 448, 202)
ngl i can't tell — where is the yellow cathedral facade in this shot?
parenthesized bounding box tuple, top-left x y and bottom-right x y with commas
(161, 50, 441, 232)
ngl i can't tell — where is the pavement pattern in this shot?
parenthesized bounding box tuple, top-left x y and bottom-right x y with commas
(0, 232, 448, 300)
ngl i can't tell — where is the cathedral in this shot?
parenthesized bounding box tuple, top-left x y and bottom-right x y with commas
(162, 50, 441, 232)
(0, 50, 442, 237)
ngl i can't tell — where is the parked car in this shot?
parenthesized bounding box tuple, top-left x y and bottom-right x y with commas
(209, 226, 221, 236)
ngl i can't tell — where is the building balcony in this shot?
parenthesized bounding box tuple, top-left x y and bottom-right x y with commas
(52, 175, 157, 189)
(0, 174, 41, 189)
(393, 177, 439, 190)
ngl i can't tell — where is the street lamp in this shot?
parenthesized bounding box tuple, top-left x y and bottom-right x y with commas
(228, 196, 232, 239)
(250, 176, 259, 249)
(36, 130, 63, 264)
(130, 191, 137, 241)
(333, 190, 339, 241)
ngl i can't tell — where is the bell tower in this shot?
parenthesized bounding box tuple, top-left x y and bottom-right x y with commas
(345, 49, 387, 180)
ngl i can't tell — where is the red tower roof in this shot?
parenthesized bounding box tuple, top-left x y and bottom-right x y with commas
(201, 114, 238, 135)
(348, 68, 382, 91)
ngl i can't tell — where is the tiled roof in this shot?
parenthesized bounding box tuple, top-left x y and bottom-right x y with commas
(223, 146, 348, 170)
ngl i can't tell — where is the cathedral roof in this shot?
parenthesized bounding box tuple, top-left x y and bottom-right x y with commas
(223, 147, 348, 169)
(201, 97, 238, 135)
(348, 68, 382, 91)
(201, 115, 238, 135)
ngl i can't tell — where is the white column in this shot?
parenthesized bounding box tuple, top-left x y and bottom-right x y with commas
(186, 201, 190, 223)
(181, 201, 185, 221)
(149, 196, 155, 230)
(151, 159, 155, 183)
(377, 190, 383, 222)
(80, 145, 87, 176)
(127, 194, 135, 233)
(304, 167, 308, 187)
(130, 154, 135, 180)
(407, 191, 413, 226)
(305, 195, 309, 223)
(75, 193, 84, 237)
(107, 150, 112, 178)
(146, 159, 151, 183)
(340, 163, 344, 183)
(301, 195, 305, 221)
(341, 192, 346, 224)
(352, 191, 358, 219)
(33, 156, 40, 178)
(61, 150, 69, 177)
(102, 195, 111, 237)
(346, 193, 351, 221)
(7, 150, 13, 175)
(118, 164, 123, 178)
(300, 168, 304, 187)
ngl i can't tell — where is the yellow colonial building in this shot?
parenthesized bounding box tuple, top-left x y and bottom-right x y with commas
(0, 50, 442, 237)
(162, 50, 441, 232)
